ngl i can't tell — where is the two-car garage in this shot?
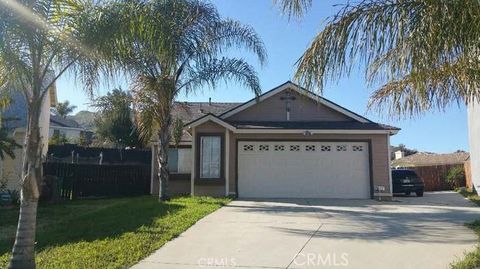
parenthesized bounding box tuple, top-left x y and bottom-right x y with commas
(237, 141, 372, 199)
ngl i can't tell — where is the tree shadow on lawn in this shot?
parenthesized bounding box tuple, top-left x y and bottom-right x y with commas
(0, 196, 185, 256)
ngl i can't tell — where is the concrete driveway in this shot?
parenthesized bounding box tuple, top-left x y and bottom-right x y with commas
(133, 192, 480, 269)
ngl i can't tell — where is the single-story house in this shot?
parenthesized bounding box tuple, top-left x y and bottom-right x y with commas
(49, 114, 91, 143)
(391, 151, 470, 168)
(391, 151, 470, 191)
(151, 81, 400, 200)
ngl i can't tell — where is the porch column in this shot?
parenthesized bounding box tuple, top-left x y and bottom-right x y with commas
(190, 127, 196, 196)
(225, 129, 230, 196)
(387, 133, 393, 195)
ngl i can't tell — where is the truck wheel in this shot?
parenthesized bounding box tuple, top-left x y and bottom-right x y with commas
(416, 190, 424, 197)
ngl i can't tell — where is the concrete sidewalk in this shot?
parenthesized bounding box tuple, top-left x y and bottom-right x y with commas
(132, 192, 480, 269)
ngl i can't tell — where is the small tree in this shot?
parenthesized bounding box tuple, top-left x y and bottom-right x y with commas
(93, 89, 142, 148)
(55, 100, 77, 118)
(446, 166, 466, 189)
(48, 132, 68, 145)
(171, 118, 184, 148)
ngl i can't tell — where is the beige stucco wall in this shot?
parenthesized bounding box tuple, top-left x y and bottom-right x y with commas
(468, 100, 480, 190)
(192, 120, 392, 198)
(226, 90, 352, 122)
(3, 88, 51, 191)
(3, 130, 25, 191)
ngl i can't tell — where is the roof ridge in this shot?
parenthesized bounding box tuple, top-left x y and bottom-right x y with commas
(174, 101, 242, 104)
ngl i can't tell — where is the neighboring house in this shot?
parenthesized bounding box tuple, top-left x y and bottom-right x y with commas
(468, 100, 480, 191)
(391, 151, 470, 191)
(151, 81, 400, 200)
(1, 86, 57, 191)
(49, 114, 88, 142)
(391, 151, 470, 168)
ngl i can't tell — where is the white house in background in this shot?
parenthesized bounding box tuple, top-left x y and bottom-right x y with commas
(1, 85, 57, 191)
(49, 114, 86, 142)
(468, 100, 480, 191)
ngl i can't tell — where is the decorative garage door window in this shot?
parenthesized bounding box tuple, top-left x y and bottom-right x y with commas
(336, 145, 347, 151)
(274, 145, 285, 151)
(200, 136, 221, 178)
(352, 145, 364, 151)
(243, 144, 254, 151)
(259, 145, 269, 151)
(290, 145, 300, 151)
(305, 145, 316, 151)
(320, 145, 331, 151)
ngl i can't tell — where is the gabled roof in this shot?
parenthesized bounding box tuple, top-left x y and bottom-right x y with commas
(50, 115, 83, 129)
(186, 113, 236, 131)
(183, 81, 400, 135)
(172, 101, 241, 123)
(219, 81, 372, 123)
(392, 152, 470, 167)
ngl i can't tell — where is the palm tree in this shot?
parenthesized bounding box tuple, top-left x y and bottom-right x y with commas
(55, 100, 77, 118)
(109, 0, 266, 200)
(0, 1, 113, 267)
(276, 0, 480, 117)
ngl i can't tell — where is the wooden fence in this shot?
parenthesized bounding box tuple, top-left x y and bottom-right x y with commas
(410, 164, 466, 191)
(47, 144, 151, 165)
(465, 160, 472, 189)
(43, 162, 150, 200)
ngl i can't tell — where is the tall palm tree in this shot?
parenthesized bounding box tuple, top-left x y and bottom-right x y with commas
(109, 0, 266, 200)
(276, 0, 480, 117)
(0, 1, 113, 267)
(55, 100, 77, 118)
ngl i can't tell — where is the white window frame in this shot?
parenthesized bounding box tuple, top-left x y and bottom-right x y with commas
(199, 135, 222, 179)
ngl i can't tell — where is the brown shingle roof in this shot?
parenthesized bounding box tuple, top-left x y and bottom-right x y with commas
(391, 152, 470, 167)
(172, 102, 241, 122)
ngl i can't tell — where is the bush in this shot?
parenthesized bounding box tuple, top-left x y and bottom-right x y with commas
(446, 166, 466, 189)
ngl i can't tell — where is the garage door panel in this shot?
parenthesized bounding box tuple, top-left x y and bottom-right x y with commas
(238, 141, 370, 199)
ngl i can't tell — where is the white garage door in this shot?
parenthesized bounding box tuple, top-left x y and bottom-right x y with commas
(238, 141, 371, 199)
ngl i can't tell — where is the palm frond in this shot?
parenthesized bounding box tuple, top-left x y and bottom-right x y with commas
(292, 0, 480, 116)
(179, 57, 261, 97)
(273, 0, 312, 19)
(368, 57, 480, 117)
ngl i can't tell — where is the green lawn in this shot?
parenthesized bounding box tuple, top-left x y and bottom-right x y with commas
(0, 196, 230, 268)
(451, 189, 480, 269)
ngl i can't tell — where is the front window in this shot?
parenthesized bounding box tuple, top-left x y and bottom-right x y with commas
(200, 136, 221, 179)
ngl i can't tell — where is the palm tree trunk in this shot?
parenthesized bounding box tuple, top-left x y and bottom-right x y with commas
(157, 106, 172, 201)
(9, 101, 43, 269)
(9, 199, 38, 269)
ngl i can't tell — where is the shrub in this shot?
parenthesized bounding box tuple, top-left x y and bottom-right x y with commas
(446, 166, 466, 189)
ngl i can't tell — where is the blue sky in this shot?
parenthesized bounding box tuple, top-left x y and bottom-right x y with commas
(55, 0, 469, 153)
